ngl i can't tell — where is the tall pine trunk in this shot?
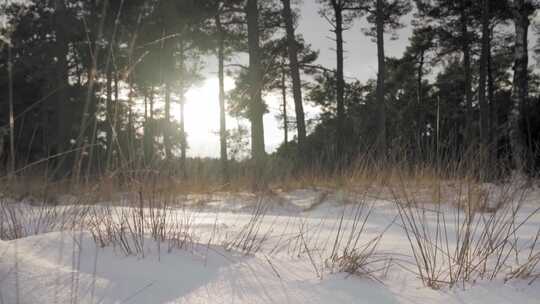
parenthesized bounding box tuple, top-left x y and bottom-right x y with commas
(509, 0, 531, 173)
(178, 42, 187, 177)
(247, 0, 266, 171)
(416, 48, 425, 161)
(127, 77, 134, 165)
(478, 0, 490, 177)
(53, 0, 70, 172)
(332, 1, 346, 161)
(216, 14, 229, 181)
(105, 63, 114, 170)
(144, 87, 155, 166)
(163, 24, 174, 163)
(488, 33, 497, 167)
(143, 90, 151, 166)
(375, 0, 387, 157)
(164, 82, 172, 161)
(180, 97, 186, 177)
(281, 67, 288, 147)
(282, 0, 306, 156)
(460, 0, 473, 151)
(112, 71, 120, 168)
(104, 0, 121, 172)
(74, 0, 108, 181)
(7, 40, 15, 176)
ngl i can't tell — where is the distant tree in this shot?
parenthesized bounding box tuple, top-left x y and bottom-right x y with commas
(215, 6, 231, 181)
(378, 56, 434, 160)
(306, 71, 368, 163)
(228, 124, 251, 161)
(136, 0, 213, 175)
(209, 0, 245, 181)
(478, 0, 512, 176)
(226, 0, 283, 178)
(263, 37, 318, 150)
(317, 0, 359, 162)
(281, 0, 308, 157)
(508, 0, 538, 173)
(246, 0, 267, 175)
(478, 0, 490, 154)
(362, 0, 412, 157)
(276, 66, 294, 147)
(402, 26, 436, 159)
(0, 0, 85, 175)
(416, 0, 479, 150)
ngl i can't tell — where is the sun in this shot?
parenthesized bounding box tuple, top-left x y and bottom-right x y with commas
(171, 77, 235, 157)
(170, 76, 290, 157)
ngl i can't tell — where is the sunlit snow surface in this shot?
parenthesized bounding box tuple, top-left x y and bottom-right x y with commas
(1, 186, 540, 303)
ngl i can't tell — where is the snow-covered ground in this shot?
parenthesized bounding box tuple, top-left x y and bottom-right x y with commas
(1, 185, 539, 303)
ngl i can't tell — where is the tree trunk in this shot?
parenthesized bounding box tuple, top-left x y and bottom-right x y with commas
(178, 41, 187, 177)
(460, 0, 473, 150)
(7, 42, 15, 177)
(104, 0, 121, 172)
(53, 0, 70, 171)
(143, 91, 149, 165)
(112, 70, 120, 167)
(246, 0, 266, 169)
(142, 87, 154, 167)
(164, 82, 172, 161)
(147, 88, 155, 165)
(509, 0, 531, 173)
(488, 27, 497, 169)
(282, 0, 306, 156)
(74, 0, 107, 181)
(127, 77, 134, 165)
(478, 0, 489, 142)
(163, 24, 174, 163)
(375, 0, 387, 157)
(216, 14, 229, 181)
(281, 67, 288, 147)
(105, 63, 114, 170)
(180, 96, 186, 177)
(478, 0, 490, 176)
(416, 49, 424, 161)
(332, 1, 346, 160)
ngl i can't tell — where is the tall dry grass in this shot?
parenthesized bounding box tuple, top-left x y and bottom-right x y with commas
(391, 171, 540, 289)
(0, 152, 539, 304)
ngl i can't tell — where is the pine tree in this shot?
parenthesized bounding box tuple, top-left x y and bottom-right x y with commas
(318, 0, 358, 162)
(416, 0, 478, 151)
(210, 0, 245, 181)
(246, 0, 267, 174)
(363, 0, 412, 158)
(281, 0, 307, 158)
(403, 25, 435, 160)
(509, 0, 538, 173)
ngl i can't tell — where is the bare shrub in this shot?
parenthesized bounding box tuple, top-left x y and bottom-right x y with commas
(0, 199, 88, 240)
(393, 178, 540, 289)
(506, 227, 540, 284)
(87, 192, 195, 257)
(223, 198, 272, 255)
(324, 199, 389, 280)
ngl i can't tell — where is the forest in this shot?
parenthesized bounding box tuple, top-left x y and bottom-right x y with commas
(0, 0, 539, 187)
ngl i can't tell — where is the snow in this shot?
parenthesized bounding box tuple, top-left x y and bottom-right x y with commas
(1, 186, 540, 303)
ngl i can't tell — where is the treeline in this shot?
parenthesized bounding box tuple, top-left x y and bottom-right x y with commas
(0, 0, 539, 182)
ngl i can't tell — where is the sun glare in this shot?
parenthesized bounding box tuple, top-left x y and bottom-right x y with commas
(171, 76, 302, 158)
(172, 77, 235, 157)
